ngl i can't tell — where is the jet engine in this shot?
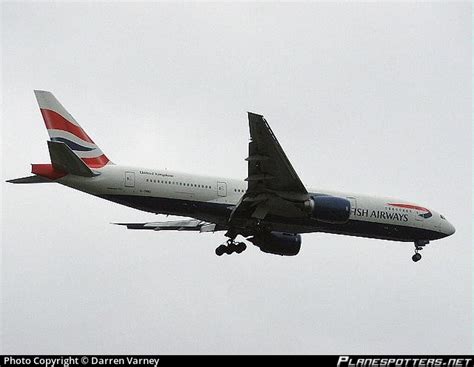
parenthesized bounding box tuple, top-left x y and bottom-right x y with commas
(305, 195, 351, 224)
(249, 232, 302, 256)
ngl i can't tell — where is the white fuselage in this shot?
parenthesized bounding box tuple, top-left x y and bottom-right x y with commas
(58, 164, 455, 242)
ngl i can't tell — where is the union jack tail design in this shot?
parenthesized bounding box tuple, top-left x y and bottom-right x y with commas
(34, 90, 112, 168)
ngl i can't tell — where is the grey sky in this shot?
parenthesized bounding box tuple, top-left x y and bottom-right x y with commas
(2, 2, 471, 354)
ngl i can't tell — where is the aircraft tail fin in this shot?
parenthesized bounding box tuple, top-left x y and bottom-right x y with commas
(34, 90, 112, 168)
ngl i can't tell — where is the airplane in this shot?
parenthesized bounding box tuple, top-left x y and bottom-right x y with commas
(7, 91, 455, 262)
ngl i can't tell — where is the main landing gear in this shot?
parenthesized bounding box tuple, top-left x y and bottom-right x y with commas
(216, 230, 247, 256)
(412, 240, 429, 262)
(215, 239, 247, 256)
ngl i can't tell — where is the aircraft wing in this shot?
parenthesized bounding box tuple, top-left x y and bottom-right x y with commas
(246, 112, 307, 194)
(230, 113, 310, 223)
(114, 219, 217, 232)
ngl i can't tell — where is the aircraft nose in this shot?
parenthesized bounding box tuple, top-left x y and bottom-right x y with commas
(443, 221, 455, 237)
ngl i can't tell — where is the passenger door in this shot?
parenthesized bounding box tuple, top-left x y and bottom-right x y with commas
(125, 171, 135, 188)
(217, 181, 227, 197)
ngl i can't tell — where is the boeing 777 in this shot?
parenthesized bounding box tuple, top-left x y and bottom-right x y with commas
(7, 91, 455, 262)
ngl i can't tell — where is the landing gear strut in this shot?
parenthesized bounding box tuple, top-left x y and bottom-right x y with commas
(412, 240, 429, 262)
(215, 231, 247, 256)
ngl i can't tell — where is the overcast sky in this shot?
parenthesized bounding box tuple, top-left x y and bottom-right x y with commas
(2, 2, 471, 354)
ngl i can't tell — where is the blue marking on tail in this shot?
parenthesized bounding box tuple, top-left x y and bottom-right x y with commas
(51, 137, 95, 151)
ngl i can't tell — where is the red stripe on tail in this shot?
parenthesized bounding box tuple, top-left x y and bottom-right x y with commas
(82, 155, 109, 168)
(40, 108, 111, 168)
(40, 109, 95, 143)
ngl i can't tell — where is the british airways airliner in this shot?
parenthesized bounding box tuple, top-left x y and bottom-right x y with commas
(8, 91, 455, 262)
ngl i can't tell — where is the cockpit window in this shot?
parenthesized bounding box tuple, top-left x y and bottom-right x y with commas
(440, 214, 446, 220)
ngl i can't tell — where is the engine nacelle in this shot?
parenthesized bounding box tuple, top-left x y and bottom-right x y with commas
(249, 232, 302, 256)
(306, 195, 351, 224)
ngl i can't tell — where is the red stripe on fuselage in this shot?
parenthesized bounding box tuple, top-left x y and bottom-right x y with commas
(40, 108, 95, 143)
(388, 203, 429, 212)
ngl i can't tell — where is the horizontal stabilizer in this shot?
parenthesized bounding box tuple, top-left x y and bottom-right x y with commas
(113, 219, 217, 232)
(48, 141, 96, 177)
(6, 175, 51, 184)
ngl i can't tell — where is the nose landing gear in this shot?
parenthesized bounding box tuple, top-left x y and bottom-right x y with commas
(412, 240, 429, 262)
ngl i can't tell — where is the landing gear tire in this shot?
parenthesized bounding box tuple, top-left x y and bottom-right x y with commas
(235, 242, 247, 254)
(412, 253, 422, 262)
(226, 244, 236, 255)
(215, 237, 247, 256)
(215, 244, 227, 256)
(412, 240, 428, 262)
